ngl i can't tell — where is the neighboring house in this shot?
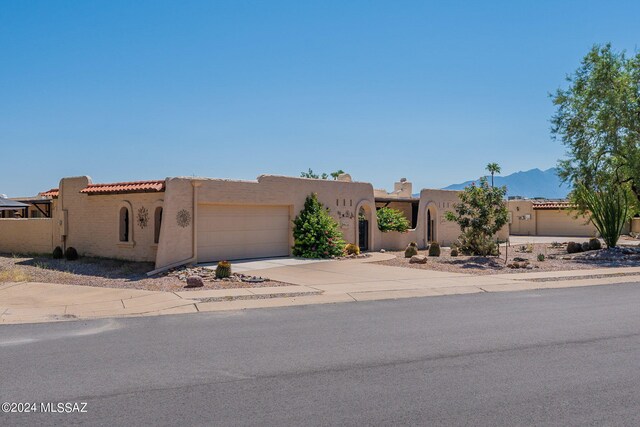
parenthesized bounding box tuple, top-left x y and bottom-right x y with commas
(0, 174, 466, 272)
(508, 199, 603, 237)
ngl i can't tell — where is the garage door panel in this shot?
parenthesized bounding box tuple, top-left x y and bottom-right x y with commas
(197, 205, 290, 263)
(536, 210, 596, 237)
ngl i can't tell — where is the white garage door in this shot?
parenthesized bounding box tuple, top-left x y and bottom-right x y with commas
(536, 210, 596, 237)
(197, 204, 290, 263)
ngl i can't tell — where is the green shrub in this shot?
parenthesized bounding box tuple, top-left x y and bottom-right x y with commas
(376, 207, 410, 233)
(344, 243, 360, 256)
(567, 241, 582, 254)
(444, 175, 508, 256)
(428, 242, 441, 257)
(215, 261, 232, 278)
(404, 242, 418, 258)
(292, 193, 346, 258)
(450, 248, 459, 257)
(453, 229, 499, 256)
(64, 247, 79, 261)
(588, 238, 602, 250)
(537, 253, 545, 262)
(52, 246, 63, 259)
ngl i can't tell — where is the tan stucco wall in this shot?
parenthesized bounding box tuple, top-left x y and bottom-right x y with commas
(508, 200, 537, 235)
(507, 200, 598, 237)
(0, 219, 53, 254)
(54, 176, 163, 262)
(155, 175, 378, 269)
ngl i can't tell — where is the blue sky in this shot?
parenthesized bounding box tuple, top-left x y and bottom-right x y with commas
(2, 0, 639, 197)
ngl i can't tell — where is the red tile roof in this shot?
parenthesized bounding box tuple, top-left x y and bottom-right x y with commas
(532, 201, 575, 210)
(39, 188, 59, 198)
(80, 180, 165, 195)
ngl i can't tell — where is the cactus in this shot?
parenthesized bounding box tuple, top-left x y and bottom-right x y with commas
(567, 242, 582, 254)
(215, 260, 232, 279)
(450, 248, 459, 257)
(588, 238, 602, 250)
(344, 243, 360, 256)
(581, 241, 590, 252)
(53, 246, 63, 259)
(537, 253, 545, 262)
(428, 242, 441, 257)
(404, 243, 418, 258)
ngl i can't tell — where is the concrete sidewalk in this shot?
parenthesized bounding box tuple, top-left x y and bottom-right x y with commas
(3, 254, 640, 324)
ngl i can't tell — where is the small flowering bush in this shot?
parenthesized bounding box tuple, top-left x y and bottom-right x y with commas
(292, 193, 346, 258)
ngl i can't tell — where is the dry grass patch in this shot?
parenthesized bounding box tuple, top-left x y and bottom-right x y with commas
(0, 267, 31, 283)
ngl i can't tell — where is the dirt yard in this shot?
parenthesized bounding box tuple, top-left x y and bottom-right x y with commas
(375, 242, 640, 275)
(0, 254, 288, 291)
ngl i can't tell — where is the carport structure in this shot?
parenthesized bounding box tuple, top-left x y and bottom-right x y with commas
(0, 197, 30, 218)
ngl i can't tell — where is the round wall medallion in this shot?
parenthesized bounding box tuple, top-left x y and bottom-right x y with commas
(176, 209, 191, 228)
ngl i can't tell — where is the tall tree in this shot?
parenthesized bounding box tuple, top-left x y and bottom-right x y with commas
(301, 169, 345, 180)
(551, 44, 640, 200)
(486, 163, 501, 187)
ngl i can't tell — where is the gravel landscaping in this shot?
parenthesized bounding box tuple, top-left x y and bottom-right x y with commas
(374, 241, 640, 275)
(0, 254, 290, 291)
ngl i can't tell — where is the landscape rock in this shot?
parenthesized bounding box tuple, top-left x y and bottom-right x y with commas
(409, 255, 428, 264)
(185, 275, 204, 288)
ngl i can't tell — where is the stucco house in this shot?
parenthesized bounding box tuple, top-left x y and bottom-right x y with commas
(0, 174, 469, 272)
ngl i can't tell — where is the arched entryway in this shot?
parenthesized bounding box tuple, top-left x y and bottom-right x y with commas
(426, 205, 437, 243)
(356, 202, 374, 251)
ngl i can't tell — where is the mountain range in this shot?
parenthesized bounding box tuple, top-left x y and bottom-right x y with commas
(441, 167, 571, 199)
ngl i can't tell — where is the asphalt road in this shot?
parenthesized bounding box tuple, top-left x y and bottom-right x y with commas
(2, 283, 640, 426)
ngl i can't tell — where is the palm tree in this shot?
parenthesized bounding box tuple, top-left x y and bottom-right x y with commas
(486, 163, 501, 187)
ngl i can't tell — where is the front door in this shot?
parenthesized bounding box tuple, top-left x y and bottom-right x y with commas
(358, 219, 369, 251)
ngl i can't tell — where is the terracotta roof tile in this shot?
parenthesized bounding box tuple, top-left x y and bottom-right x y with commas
(39, 188, 59, 198)
(80, 180, 165, 195)
(532, 201, 575, 210)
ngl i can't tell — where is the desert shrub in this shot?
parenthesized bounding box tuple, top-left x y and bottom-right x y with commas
(376, 207, 410, 233)
(292, 193, 346, 258)
(52, 246, 63, 259)
(428, 242, 441, 257)
(64, 247, 79, 261)
(453, 229, 499, 256)
(215, 261, 232, 279)
(581, 241, 590, 252)
(450, 248, 459, 257)
(588, 238, 602, 250)
(344, 243, 360, 256)
(404, 242, 418, 258)
(566, 242, 582, 254)
(537, 253, 545, 262)
(572, 183, 632, 248)
(445, 176, 508, 256)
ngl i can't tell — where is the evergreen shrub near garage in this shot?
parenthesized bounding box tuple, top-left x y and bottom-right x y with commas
(292, 193, 346, 258)
(52, 246, 63, 259)
(64, 247, 79, 261)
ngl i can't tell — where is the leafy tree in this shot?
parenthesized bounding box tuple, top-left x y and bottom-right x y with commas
(376, 207, 410, 232)
(572, 182, 632, 248)
(486, 163, 501, 187)
(552, 44, 640, 201)
(300, 169, 345, 180)
(330, 169, 345, 180)
(445, 177, 508, 256)
(292, 193, 345, 258)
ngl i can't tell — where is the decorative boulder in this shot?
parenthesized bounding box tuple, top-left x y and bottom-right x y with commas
(185, 275, 204, 288)
(409, 255, 428, 264)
